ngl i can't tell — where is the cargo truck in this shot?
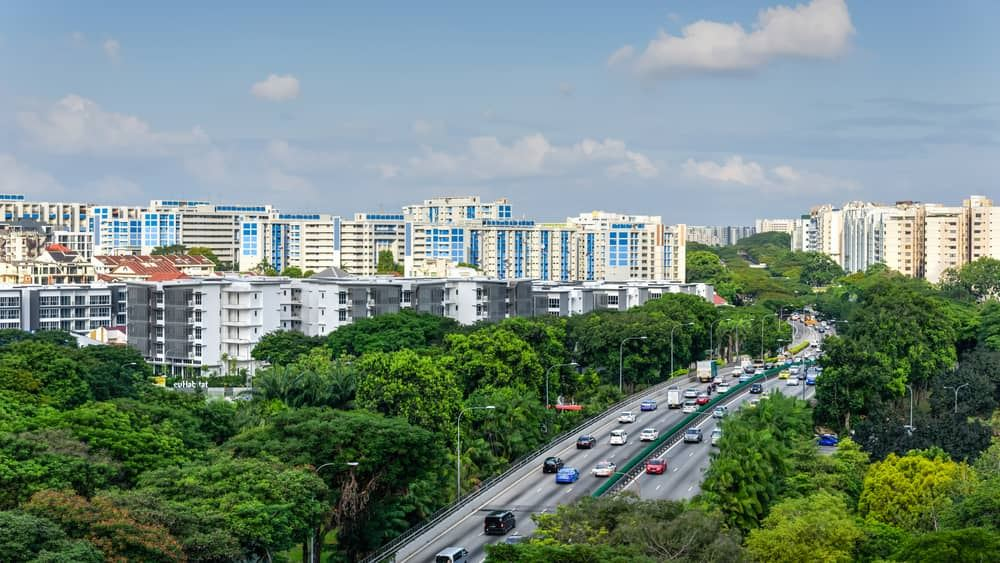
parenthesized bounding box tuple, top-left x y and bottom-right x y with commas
(696, 360, 718, 383)
(667, 386, 681, 409)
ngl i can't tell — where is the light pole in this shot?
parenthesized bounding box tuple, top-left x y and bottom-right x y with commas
(670, 322, 695, 377)
(760, 314, 777, 363)
(545, 362, 578, 409)
(943, 383, 970, 414)
(735, 317, 755, 360)
(619, 336, 648, 393)
(456, 405, 495, 502)
(709, 319, 724, 360)
(308, 461, 358, 563)
(904, 384, 916, 434)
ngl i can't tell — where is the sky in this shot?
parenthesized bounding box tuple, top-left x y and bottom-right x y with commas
(0, 0, 997, 224)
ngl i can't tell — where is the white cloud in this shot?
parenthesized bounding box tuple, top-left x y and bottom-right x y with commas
(88, 176, 144, 203)
(103, 38, 121, 62)
(70, 31, 86, 46)
(607, 45, 635, 67)
(401, 134, 659, 180)
(558, 82, 575, 98)
(0, 154, 66, 199)
(412, 119, 445, 137)
(267, 168, 313, 192)
(266, 139, 348, 171)
(683, 155, 858, 192)
(17, 95, 208, 156)
(613, 0, 854, 77)
(251, 74, 300, 101)
(376, 164, 399, 179)
(184, 149, 229, 184)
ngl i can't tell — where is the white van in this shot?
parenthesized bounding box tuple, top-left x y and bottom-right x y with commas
(435, 547, 469, 563)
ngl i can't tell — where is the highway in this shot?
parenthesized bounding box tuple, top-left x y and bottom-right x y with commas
(389, 320, 824, 563)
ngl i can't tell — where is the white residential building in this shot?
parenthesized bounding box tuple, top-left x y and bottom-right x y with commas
(0, 282, 126, 332)
(338, 213, 406, 275)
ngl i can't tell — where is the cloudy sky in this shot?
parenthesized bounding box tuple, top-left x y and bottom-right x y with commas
(0, 0, 997, 224)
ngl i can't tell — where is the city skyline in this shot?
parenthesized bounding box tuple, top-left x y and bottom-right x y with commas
(1, 1, 997, 224)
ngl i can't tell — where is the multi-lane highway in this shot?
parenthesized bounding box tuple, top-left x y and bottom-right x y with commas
(388, 320, 825, 563)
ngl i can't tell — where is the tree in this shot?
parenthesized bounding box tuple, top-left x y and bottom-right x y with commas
(782, 437, 870, 510)
(745, 491, 861, 563)
(979, 301, 1000, 352)
(443, 328, 545, 396)
(686, 250, 728, 283)
(254, 260, 279, 276)
(0, 510, 72, 562)
(282, 266, 304, 278)
(859, 450, 973, 532)
(324, 310, 459, 357)
(355, 349, 461, 434)
(226, 408, 446, 562)
(376, 250, 403, 275)
(799, 252, 845, 287)
(0, 340, 92, 409)
(892, 527, 1000, 562)
(187, 246, 222, 267)
(151, 244, 187, 255)
(941, 257, 1000, 302)
(252, 349, 356, 409)
(944, 476, 1000, 530)
(75, 345, 151, 401)
(252, 329, 323, 366)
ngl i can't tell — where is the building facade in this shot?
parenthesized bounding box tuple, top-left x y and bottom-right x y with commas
(0, 282, 126, 332)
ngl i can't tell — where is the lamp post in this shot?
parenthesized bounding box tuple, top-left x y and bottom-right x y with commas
(456, 405, 495, 502)
(545, 362, 578, 409)
(670, 323, 695, 377)
(735, 317, 754, 360)
(760, 314, 777, 362)
(619, 336, 648, 393)
(904, 384, 916, 434)
(308, 461, 358, 563)
(943, 383, 970, 414)
(709, 319, 724, 360)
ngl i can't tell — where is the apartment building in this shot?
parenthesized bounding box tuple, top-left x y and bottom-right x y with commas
(0, 244, 96, 285)
(755, 218, 800, 236)
(687, 225, 756, 247)
(0, 194, 90, 234)
(238, 213, 338, 273)
(402, 195, 512, 223)
(126, 277, 283, 375)
(338, 213, 406, 275)
(966, 196, 1000, 262)
(531, 281, 715, 317)
(0, 282, 126, 332)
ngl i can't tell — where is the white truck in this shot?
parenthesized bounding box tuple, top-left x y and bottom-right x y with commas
(740, 357, 754, 374)
(667, 386, 682, 409)
(696, 360, 718, 383)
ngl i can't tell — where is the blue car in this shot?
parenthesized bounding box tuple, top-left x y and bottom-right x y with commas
(555, 467, 580, 484)
(806, 375, 817, 385)
(738, 374, 752, 383)
(817, 434, 839, 447)
(640, 399, 657, 411)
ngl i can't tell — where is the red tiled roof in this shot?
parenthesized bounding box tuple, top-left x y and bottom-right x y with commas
(713, 294, 728, 306)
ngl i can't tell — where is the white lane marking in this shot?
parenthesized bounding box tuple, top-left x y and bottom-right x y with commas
(565, 487, 573, 494)
(687, 486, 694, 491)
(673, 467, 679, 472)
(536, 487, 542, 493)
(688, 452, 694, 457)
(656, 484, 662, 490)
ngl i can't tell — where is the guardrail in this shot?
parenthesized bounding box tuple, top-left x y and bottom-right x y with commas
(357, 369, 703, 563)
(592, 360, 811, 497)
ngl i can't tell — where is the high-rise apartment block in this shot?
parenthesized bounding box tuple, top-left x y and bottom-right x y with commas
(686, 225, 756, 247)
(797, 195, 1000, 283)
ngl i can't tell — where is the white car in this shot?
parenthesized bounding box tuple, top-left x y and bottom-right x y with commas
(609, 429, 628, 445)
(639, 428, 659, 441)
(682, 400, 697, 413)
(592, 460, 617, 477)
(789, 366, 800, 375)
(716, 382, 730, 394)
(786, 377, 800, 386)
(618, 411, 636, 424)
(683, 388, 699, 399)
(711, 428, 723, 446)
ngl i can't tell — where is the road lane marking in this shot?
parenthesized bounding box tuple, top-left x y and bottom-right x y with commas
(687, 486, 694, 491)
(656, 484, 662, 490)
(673, 467, 679, 472)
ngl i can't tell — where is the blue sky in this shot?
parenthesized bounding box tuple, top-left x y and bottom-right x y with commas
(0, 0, 997, 223)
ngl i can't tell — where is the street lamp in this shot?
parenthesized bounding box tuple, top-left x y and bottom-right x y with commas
(456, 405, 495, 502)
(308, 461, 358, 563)
(619, 336, 648, 393)
(670, 323, 695, 377)
(760, 314, 777, 362)
(735, 317, 755, 360)
(545, 362, 578, 409)
(943, 383, 970, 414)
(904, 384, 916, 434)
(709, 319, 724, 360)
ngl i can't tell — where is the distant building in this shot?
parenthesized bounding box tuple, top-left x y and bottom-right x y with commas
(0, 244, 96, 285)
(755, 218, 800, 236)
(686, 225, 755, 246)
(94, 254, 216, 282)
(0, 282, 126, 331)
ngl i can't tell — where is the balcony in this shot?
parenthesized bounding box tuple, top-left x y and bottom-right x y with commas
(222, 300, 256, 310)
(222, 318, 262, 327)
(222, 335, 253, 345)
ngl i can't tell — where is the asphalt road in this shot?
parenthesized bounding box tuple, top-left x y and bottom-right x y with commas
(394, 321, 825, 563)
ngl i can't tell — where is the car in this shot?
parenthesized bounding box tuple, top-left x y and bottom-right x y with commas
(749, 383, 764, 394)
(645, 458, 667, 474)
(765, 361, 775, 369)
(817, 434, 839, 447)
(639, 427, 659, 441)
(696, 392, 710, 405)
(682, 400, 698, 413)
(711, 428, 723, 446)
(786, 377, 800, 386)
(739, 373, 753, 383)
(683, 388, 699, 399)
(640, 399, 657, 411)
(542, 456, 564, 473)
(683, 427, 703, 443)
(789, 366, 800, 376)
(716, 382, 730, 394)
(784, 358, 793, 366)
(484, 510, 516, 535)
(797, 371, 807, 380)
(618, 411, 637, 423)
(712, 406, 728, 418)
(504, 533, 526, 545)
(748, 398, 761, 407)
(555, 467, 580, 484)
(806, 374, 817, 385)
(592, 460, 617, 477)
(778, 370, 790, 379)
(609, 429, 628, 445)
(576, 435, 596, 449)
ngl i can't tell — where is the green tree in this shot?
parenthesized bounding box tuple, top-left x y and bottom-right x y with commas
(282, 266, 304, 278)
(892, 527, 1000, 562)
(355, 349, 461, 433)
(252, 329, 323, 366)
(324, 310, 459, 357)
(686, 250, 728, 283)
(187, 246, 222, 267)
(444, 328, 545, 396)
(75, 345, 151, 401)
(0, 340, 92, 409)
(859, 450, 973, 532)
(799, 252, 845, 287)
(941, 257, 1000, 302)
(252, 349, 356, 409)
(745, 491, 861, 563)
(979, 301, 1000, 352)
(376, 250, 403, 275)
(151, 244, 187, 255)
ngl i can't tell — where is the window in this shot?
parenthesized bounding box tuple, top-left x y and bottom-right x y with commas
(548, 298, 560, 309)
(338, 292, 348, 305)
(339, 310, 348, 321)
(607, 295, 619, 306)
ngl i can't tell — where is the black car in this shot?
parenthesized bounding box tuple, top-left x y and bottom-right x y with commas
(749, 383, 764, 394)
(542, 456, 564, 473)
(576, 435, 597, 449)
(484, 510, 516, 535)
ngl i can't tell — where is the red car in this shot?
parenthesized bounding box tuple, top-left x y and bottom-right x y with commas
(696, 393, 710, 405)
(645, 458, 667, 474)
